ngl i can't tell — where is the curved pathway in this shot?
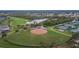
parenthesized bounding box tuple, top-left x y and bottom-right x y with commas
(50, 27, 71, 37)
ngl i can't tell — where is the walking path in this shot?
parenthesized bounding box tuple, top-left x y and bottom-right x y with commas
(50, 27, 71, 37)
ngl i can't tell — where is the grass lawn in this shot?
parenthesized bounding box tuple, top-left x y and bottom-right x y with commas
(0, 29, 71, 47)
(4, 29, 70, 47)
(11, 17, 29, 26)
(0, 38, 24, 48)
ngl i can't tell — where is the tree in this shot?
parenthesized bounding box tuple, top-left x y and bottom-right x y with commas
(1, 31, 7, 38)
(67, 33, 79, 48)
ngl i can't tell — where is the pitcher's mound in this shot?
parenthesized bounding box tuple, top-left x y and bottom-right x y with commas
(30, 27, 47, 35)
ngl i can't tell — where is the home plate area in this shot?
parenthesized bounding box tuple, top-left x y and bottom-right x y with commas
(30, 26, 48, 35)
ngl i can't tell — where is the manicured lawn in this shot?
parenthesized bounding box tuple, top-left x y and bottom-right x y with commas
(5, 29, 70, 47)
(0, 29, 71, 47)
(0, 38, 24, 48)
(11, 17, 28, 26)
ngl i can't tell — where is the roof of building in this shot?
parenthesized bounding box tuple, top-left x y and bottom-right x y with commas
(0, 25, 10, 31)
(31, 19, 47, 23)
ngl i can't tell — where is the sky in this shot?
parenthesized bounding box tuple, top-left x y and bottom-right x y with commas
(0, 0, 79, 10)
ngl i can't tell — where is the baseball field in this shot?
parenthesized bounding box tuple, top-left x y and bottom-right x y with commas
(0, 17, 71, 48)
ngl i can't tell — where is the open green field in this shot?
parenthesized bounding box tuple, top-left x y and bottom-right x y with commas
(11, 17, 29, 26)
(0, 29, 71, 47)
(0, 17, 71, 47)
(5, 29, 70, 47)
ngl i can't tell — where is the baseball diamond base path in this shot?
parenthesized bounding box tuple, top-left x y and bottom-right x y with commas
(30, 28, 48, 35)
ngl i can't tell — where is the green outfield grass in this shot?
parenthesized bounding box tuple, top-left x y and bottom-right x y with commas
(0, 29, 71, 47)
(4, 29, 70, 47)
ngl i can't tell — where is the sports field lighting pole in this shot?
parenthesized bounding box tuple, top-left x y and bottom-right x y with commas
(7, 15, 11, 27)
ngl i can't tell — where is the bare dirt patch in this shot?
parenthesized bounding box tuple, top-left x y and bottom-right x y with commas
(30, 28, 47, 35)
